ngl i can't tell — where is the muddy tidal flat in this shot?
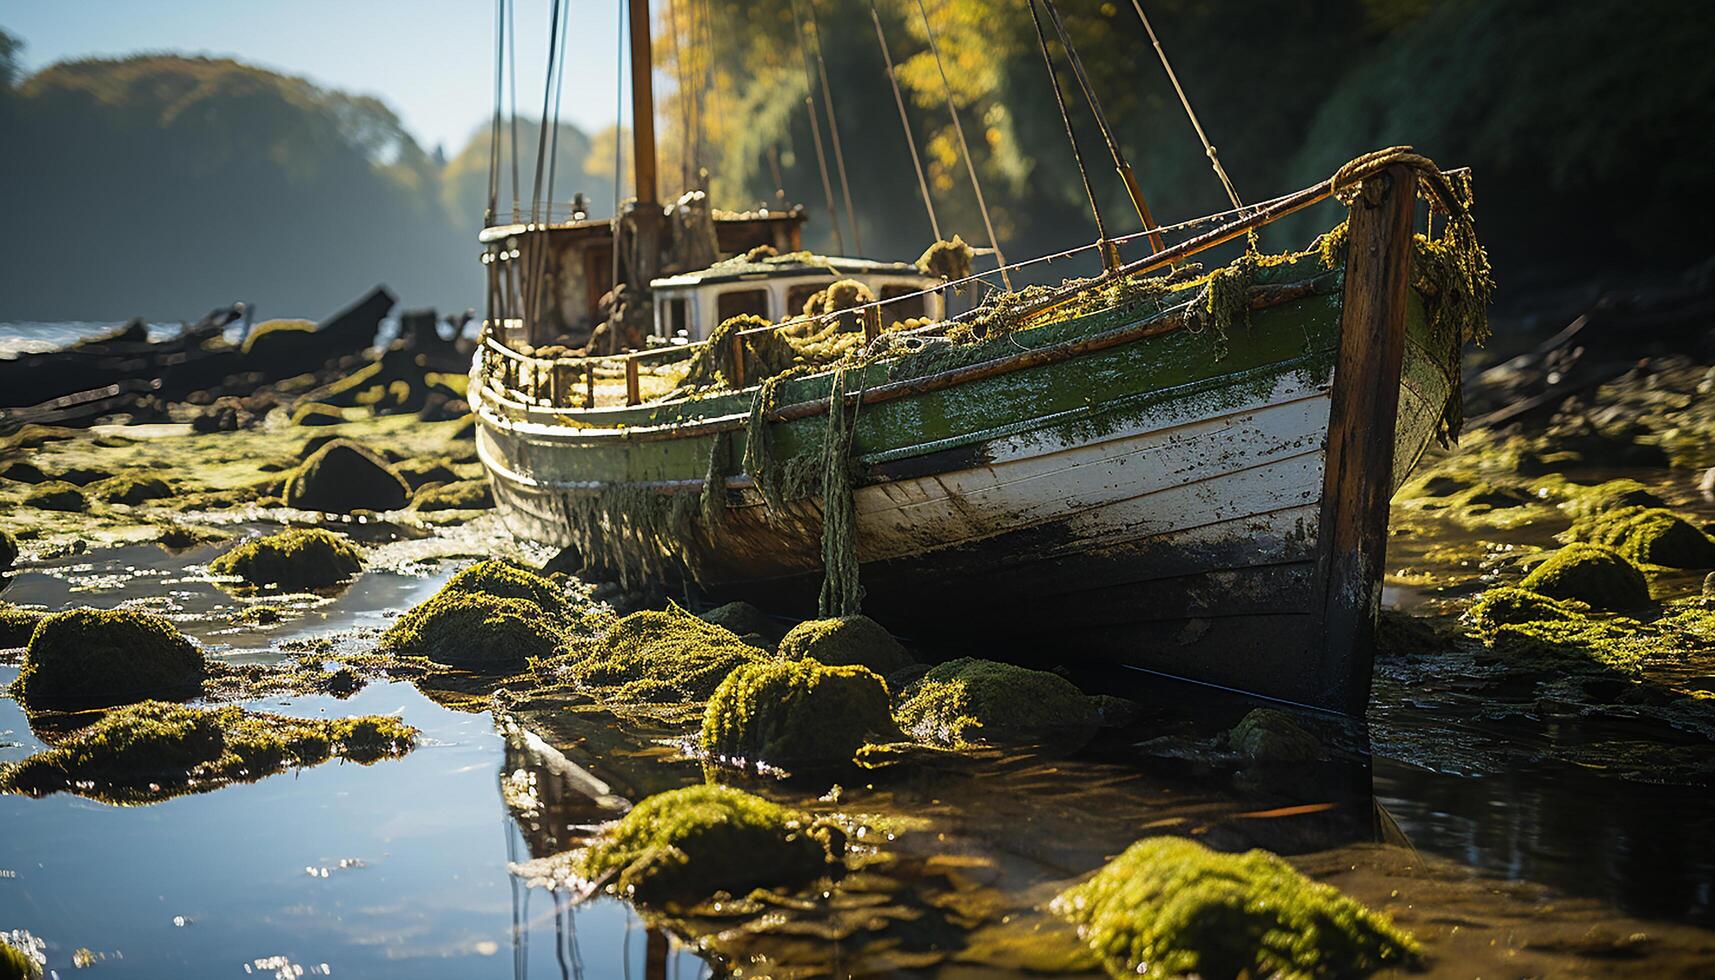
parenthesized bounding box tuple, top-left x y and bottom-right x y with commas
(4, 355, 1715, 978)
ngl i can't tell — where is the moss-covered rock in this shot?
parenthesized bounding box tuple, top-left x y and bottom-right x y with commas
(1465, 587, 1581, 632)
(1374, 609, 1452, 658)
(0, 460, 47, 484)
(290, 401, 346, 426)
(411, 478, 493, 511)
(284, 438, 410, 513)
(895, 657, 1097, 746)
(1225, 708, 1321, 764)
(1050, 837, 1419, 979)
(1484, 617, 1652, 674)
(565, 604, 767, 703)
(0, 939, 40, 980)
(1567, 506, 1715, 568)
(697, 601, 778, 639)
(1552, 477, 1665, 517)
(523, 783, 838, 904)
(437, 559, 572, 615)
(209, 527, 363, 589)
(88, 473, 172, 505)
(702, 658, 898, 770)
(1520, 544, 1652, 611)
(14, 608, 207, 710)
(0, 700, 415, 803)
(778, 615, 914, 676)
(0, 528, 16, 572)
(381, 591, 561, 670)
(23, 480, 88, 512)
(0, 603, 46, 648)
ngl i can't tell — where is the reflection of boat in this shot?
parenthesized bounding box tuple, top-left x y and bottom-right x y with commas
(470, 0, 1487, 713)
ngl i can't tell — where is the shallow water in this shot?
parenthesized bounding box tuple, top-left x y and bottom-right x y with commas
(4, 528, 1715, 974)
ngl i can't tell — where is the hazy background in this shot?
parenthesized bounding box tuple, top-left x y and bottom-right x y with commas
(1, 0, 1710, 322)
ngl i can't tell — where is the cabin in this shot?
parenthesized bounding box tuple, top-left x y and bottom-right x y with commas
(651, 255, 947, 342)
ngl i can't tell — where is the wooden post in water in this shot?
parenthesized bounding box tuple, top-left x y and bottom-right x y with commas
(1309, 164, 1416, 716)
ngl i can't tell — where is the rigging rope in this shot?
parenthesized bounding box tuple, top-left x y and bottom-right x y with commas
(868, 0, 941, 242)
(1129, 0, 1242, 210)
(1026, 0, 1115, 268)
(789, 0, 847, 255)
(486, 0, 504, 223)
(508, 0, 522, 222)
(806, 0, 864, 254)
(912, 0, 1012, 290)
(665, 0, 695, 193)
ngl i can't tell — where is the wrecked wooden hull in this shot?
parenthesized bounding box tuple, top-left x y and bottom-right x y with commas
(474, 236, 1458, 711)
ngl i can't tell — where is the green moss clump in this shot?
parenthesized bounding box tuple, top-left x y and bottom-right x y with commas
(778, 615, 914, 676)
(0, 700, 415, 803)
(1568, 506, 1715, 568)
(0, 603, 46, 648)
(564, 605, 766, 704)
(23, 480, 88, 512)
(88, 473, 172, 505)
(411, 478, 493, 511)
(1484, 618, 1651, 674)
(290, 401, 345, 426)
(284, 438, 410, 514)
(0, 529, 16, 572)
(895, 657, 1097, 747)
(551, 784, 837, 904)
(1225, 708, 1321, 764)
(1465, 587, 1581, 632)
(437, 559, 572, 615)
(1520, 544, 1652, 611)
(1553, 478, 1664, 517)
(697, 601, 777, 639)
(14, 608, 207, 710)
(0, 940, 40, 980)
(1051, 837, 1419, 980)
(702, 658, 898, 770)
(916, 234, 975, 282)
(209, 527, 363, 589)
(381, 592, 561, 670)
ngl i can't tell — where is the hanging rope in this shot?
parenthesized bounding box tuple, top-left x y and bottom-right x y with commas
(1039, 0, 1164, 255)
(868, 0, 940, 242)
(543, 0, 570, 215)
(789, 0, 847, 254)
(1129, 0, 1242, 210)
(912, 0, 1011, 289)
(1026, 0, 1114, 268)
(507, 0, 522, 222)
(806, 0, 864, 254)
(486, 0, 505, 224)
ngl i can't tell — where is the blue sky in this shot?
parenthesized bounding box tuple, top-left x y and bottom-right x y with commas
(3, 0, 628, 153)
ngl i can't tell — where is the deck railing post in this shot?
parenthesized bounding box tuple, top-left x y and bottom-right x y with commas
(730, 333, 747, 389)
(1309, 163, 1417, 716)
(862, 305, 881, 343)
(585, 363, 596, 407)
(625, 357, 641, 406)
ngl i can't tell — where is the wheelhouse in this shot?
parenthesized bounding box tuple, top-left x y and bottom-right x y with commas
(651, 256, 947, 342)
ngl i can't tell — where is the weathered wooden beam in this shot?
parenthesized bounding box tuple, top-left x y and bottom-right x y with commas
(862, 305, 882, 343)
(1308, 163, 1416, 715)
(729, 332, 747, 389)
(625, 357, 641, 406)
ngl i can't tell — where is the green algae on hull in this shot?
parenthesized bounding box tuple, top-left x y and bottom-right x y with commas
(1051, 837, 1419, 980)
(895, 657, 1097, 747)
(209, 526, 363, 589)
(13, 608, 207, 711)
(514, 783, 838, 906)
(1520, 544, 1652, 611)
(0, 700, 416, 804)
(702, 658, 898, 771)
(777, 615, 914, 676)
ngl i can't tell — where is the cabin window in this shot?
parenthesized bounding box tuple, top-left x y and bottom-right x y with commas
(881, 284, 927, 321)
(716, 287, 770, 324)
(664, 297, 689, 337)
(785, 283, 826, 318)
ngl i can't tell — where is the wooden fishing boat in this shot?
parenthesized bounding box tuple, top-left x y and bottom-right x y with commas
(469, 2, 1488, 714)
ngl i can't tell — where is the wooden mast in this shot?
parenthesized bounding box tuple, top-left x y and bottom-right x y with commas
(624, 0, 663, 343)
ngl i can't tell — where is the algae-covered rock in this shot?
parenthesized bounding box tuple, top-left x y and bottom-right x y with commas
(1050, 836, 1419, 980)
(702, 658, 898, 770)
(437, 559, 573, 615)
(0, 529, 16, 572)
(1485, 618, 1651, 675)
(1224, 708, 1322, 764)
(284, 438, 410, 514)
(0, 603, 46, 648)
(1520, 544, 1652, 611)
(1567, 506, 1715, 568)
(1553, 478, 1665, 517)
(895, 657, 1097, 746)
(290, 401, 345, 426)
(697, 601, 777, 639)
(411, 478, 493, 511)
(778, 615, 914, 676)
(1465, 586, 1581, 633)
(88, 473, 172, 505)
(209, 527, 363, 589)
(1374, 609, 1453, 658)
(23, 481, 88, 512)
(14, 608, 207, 710)
(565, 604, 766, 703)
(380, 559, 575, 670)
(0, 700, 415, 803)
(521, 783, 838, 904)
(0, 939, 40, 980)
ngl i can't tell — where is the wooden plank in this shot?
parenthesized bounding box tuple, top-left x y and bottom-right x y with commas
(624, 357, 641, 406)
(1308, 164, 1417, 715)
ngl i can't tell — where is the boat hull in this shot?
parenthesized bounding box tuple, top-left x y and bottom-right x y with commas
(473, 254, 1458, 710)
